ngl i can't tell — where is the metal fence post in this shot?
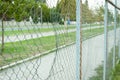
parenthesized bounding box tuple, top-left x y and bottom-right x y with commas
(113, 0, 117, 68)
(119, 35, 120, 59)
(118, 8, 120, 59)
(76, 0, 81, 80)
(103, 0, 108, 80)
(118, 40, 120, 59)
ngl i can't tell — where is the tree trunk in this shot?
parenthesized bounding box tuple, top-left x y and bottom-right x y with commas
(1, 19, 4, 54)
(64, 15, 69, 36)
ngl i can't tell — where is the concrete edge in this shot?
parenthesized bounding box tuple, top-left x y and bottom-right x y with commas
(0, 42, 75, 71)
(0, 32, 105, 71)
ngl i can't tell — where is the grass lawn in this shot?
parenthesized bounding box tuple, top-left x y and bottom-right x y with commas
(0, 26, 113, 67)
(112, 62, 120, 80)
(112, 47, 120, 80)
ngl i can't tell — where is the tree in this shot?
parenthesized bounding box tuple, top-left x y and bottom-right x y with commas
(56, 0, 76, 21)
(30, 2, 40, 23)
(30, 2, 50, 23)
(0, 0, 33, 21)
(41, 3, 50, 22)
(0, 0, 14, 54)
(81, 3, 94, 23)
(33, 0, 50, 23)
(94, 6, 113, 24)
(56, 0, 95, 23)
(0, 0, 38, 54)
(94, 6, 104, 22)
(85, 0, 88, 7)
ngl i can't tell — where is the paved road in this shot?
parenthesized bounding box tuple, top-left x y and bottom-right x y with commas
(0, 29, 119, 80)
(0, 25, 102, 31)
(0, 25, 59, 31)
(0, 20, 102, 31)
(0, 29, 76, 43)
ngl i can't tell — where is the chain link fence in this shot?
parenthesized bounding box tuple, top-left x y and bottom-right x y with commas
(0, 0, 120, 80)
(78, 0, 105, 80)
(76, 0, 120, 80)
(105, 0, 120, 80)
(0, 0, 76, 80)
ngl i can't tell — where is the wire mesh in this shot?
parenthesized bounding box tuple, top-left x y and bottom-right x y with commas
(0, 0, 76, 80)
(106, 0, 120, 80)
(106, 2, 115, 80)
(79, 0, 120, 80)
(78, 0, 105, 80)
(0, 0, 120, 80)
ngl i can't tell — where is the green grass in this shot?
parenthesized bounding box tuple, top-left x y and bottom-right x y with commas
(112, 62, 120, 80)
(82, 24, 103, 27)
(0, 26, 113, 67)
(89, 45, 119, 80)
(0, 32, 75, 66)
(112, 48, 120, 80)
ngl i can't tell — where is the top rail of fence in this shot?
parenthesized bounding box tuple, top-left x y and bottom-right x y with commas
(107, 0, 120, 10)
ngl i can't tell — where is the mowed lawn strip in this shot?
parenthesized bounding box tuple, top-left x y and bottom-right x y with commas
(0, 26, 113, 67)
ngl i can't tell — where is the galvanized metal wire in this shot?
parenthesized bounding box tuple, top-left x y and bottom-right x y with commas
(1, 0, 120, 80)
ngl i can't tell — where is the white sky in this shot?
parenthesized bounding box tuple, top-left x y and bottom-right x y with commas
(46, 0, 58, 8)
(46, 0, 120, 13)
(46, 0, 104, 8)
(87, 0, 104, 9)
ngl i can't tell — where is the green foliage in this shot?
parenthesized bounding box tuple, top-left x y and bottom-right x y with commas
(30, 3, 39, 23)
(0, 1, 13, 20)
(94, 6, 114, 23)
(0, 0, 51, 23)
(50, 8, 61, 23)
(30, 3, 50, 23)
(89, 65, 103, 80)
(0, 0, 31, 21)
(112, 63, 120, 80)
(56, 0, 114, 24)
(56, 0, 97, 23)
(56, 0, 76, 21)
(41, 3, 50, 22)
(85, 0, 88, 7)
(81, 3, 94, 23)
(94, 6, 104, 22)
(13, 0, 32, 21)
(90, 46, 119, 80)
(111, 47, 120, 80)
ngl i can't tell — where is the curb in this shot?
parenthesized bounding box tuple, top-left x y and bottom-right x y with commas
(0, 42, 75, 71)
(0, 30, 106, 71)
